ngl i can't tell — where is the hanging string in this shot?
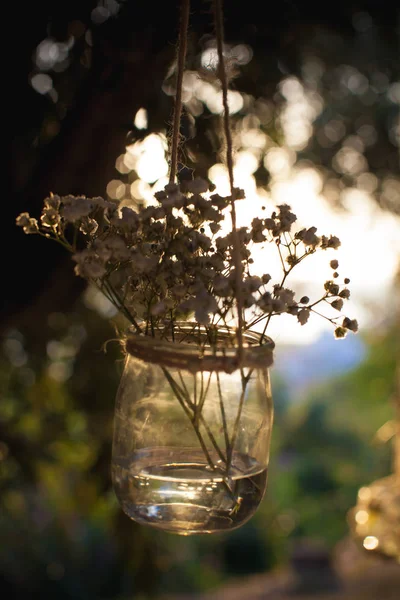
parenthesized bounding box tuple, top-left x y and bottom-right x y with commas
(169, 0, 191, 184)
(213, 0, 244, 359)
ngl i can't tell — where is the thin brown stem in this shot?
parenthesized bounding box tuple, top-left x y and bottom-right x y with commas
(178, 370, 191, 402)
(162, 367, 217, 472)
(227, 369, 253, 472)
(217, 372, 231, 458)
(172, 369, 227, 465)
(101, 280, 142, 334)
(169, 0, 190, 184)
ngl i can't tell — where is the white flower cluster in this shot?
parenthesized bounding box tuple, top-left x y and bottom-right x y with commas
(16, 179, 358, 343)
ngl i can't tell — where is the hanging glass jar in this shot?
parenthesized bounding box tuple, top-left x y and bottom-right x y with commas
(112, 323, 274, 535)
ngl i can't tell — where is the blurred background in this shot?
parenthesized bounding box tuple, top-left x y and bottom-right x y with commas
(3, 0, 400, 598)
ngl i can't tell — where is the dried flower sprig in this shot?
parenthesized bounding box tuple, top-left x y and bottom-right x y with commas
(16, 179, 358, 352)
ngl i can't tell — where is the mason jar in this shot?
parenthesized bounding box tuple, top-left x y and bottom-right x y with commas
(111, 324, 274, 535)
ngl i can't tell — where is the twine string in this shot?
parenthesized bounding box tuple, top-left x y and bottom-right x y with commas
(169, 0, 190, 184)
(213, 0, 244, 360)
(168, 0, 246, 361)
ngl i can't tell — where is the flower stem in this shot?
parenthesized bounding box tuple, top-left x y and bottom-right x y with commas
(162, 367, 217, 472)
(217, 372, 231, 459)
(226, 369, 253, 472)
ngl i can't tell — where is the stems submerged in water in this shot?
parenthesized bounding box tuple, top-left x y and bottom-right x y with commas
(162, 365, 254, 499)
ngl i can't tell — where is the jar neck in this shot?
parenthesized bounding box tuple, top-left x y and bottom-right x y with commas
(124, 323, 274, 374)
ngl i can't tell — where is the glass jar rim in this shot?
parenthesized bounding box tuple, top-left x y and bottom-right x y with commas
(124, 322, 274, 373)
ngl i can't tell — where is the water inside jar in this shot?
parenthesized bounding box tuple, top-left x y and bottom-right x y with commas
(112, 448, 268, 534)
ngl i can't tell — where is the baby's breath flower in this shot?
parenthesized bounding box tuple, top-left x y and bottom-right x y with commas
(185, 177, 209, 194)
(286, 255, 298, 267)
(44, 193, 61, 209)
(73, 251, 107, 279)
(339, 288, 351, 299)
(334, 326, 347, 338)
(16, 213, 39, 234)
(264, 218, 276, 231)
(80, 217, 99, 236)
(243, 276, 262, 293)
(331, 299, 344, 311)
(104, 235, 131, 260)
(342, 317, 358, 332)
(210, 194, 229, 210)
(276, 204, 297, 233)
(321, 235, 341, 250)
(119, 206, 139, 227)
(276, 287, 295, 307)
(297, 308, 310, 326)
(302, 227, 320, 247)
(258, 291, 273, 312)
(209, 222, 221, 235)
(61, 196, 94, 222)
(16, 213, 31, 227)
(232, 187, 245, 200)
(324, 281, 340, 295)
(16, 182, 357, 346)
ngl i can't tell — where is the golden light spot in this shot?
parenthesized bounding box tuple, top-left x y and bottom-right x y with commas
(363, 536, 379, 551)
(279, 77, 304, 102)
(356, 172, 378, 193)
(106, 179, 125, 200)
(240, 127, 267, 149)
(264, 147, 295, 178)
(358, 486, 372, 502)
(194, 81, 243, 115)
(134, 108, 148, 130)
(235, 150, 259, 175)
(115, 154, 131, 174)
(130, 179, 152, 202)
(208, 163, 230, 196)
(126, 134, 168, 183)
(355, 509, 369, 525)
(201, 47, 219, 70)
(332, 147, 368, 176)
(123, 152, 137, 171)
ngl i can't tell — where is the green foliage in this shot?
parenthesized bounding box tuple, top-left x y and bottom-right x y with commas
(265, 326, 397, 550)
(1, 296, 398, 597)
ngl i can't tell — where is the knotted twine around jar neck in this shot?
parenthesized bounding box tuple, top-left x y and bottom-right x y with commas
(124, 333, 274, 374)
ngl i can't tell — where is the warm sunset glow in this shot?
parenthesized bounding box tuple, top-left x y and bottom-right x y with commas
(107, 82, 400, 346)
